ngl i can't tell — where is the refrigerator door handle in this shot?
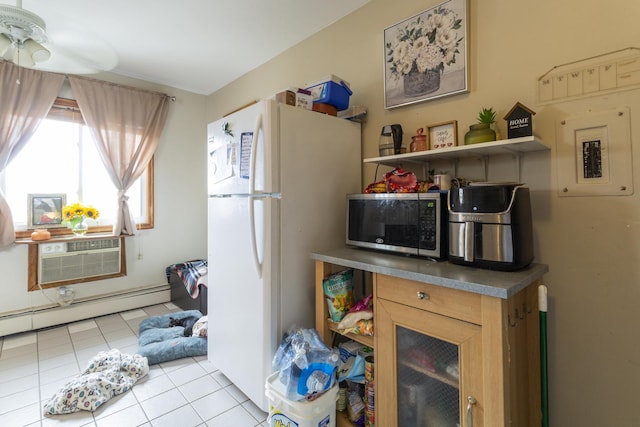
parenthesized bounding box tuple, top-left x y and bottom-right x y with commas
(249, 112, 263, 278)
(248, 195, 262, 278)
(249, 112, 262, 195)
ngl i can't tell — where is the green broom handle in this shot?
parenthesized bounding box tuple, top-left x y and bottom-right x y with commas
(539, 285, 549, 427)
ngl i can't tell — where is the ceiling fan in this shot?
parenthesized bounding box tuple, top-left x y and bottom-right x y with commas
(0, 0, 117, 73)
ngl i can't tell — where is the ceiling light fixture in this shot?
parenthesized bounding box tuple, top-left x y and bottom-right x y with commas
(0, 0, 50, 67)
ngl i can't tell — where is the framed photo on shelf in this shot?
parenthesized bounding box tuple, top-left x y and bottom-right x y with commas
(383, 0, 469, 109)
(27, 193, 66, 229)
(428, 120, 458, 150)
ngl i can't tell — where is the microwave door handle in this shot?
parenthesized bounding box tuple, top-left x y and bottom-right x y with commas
(464, 221, 474, 262)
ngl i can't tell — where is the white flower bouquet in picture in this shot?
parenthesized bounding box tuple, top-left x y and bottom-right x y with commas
(384, 0, 468, 108)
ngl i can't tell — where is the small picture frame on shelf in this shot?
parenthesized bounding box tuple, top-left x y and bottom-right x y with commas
(27, 193, 66, 229)
(428, 120, 458, 150)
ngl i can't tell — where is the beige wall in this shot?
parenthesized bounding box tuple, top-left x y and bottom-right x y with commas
(207, 0, 640, 425)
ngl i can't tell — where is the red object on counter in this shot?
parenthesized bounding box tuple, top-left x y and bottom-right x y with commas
(384, 168, 418, 193)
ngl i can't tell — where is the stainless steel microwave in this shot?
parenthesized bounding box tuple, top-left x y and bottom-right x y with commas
(346, 192, 447, 259)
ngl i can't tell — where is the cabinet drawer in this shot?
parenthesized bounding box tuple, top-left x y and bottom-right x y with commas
(376, 274, 482, 325)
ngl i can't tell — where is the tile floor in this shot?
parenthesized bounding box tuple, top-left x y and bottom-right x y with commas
(0, 303, 269, 427)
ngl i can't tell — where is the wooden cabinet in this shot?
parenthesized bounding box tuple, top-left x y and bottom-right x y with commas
(313, 249, 546, 427)
(314, 260, 374, 427)
(375, 274, 541, 426)
(314, 260, 374, 350)
(377, 294, 483, 426)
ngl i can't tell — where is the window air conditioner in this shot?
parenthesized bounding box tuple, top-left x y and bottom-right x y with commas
(38, 237, 122, 285)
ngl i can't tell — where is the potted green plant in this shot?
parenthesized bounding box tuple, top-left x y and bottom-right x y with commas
(464, 107, 497, 145)
(478, 107, 496, 126)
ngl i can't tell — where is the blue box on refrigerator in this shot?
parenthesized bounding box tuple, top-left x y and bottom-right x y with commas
(305, 75, 352, 111)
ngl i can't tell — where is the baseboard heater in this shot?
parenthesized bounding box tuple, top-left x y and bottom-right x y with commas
(0, 283, 170, 336)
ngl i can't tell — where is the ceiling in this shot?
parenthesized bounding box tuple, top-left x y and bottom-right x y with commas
(20, 0, 369, 95)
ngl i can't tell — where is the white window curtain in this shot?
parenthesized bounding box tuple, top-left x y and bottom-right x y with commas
(68, 76, 170, 236)
(0, 61, 64, 248)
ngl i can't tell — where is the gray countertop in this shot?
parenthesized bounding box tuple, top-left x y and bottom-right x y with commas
(311, 247, 548, 299)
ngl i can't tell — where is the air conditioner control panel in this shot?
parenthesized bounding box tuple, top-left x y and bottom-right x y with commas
(39, 242, 66, 254)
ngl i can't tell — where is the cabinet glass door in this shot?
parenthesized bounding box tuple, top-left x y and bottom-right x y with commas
(397, 326, 460, 426)
(376, 298, 483, 427)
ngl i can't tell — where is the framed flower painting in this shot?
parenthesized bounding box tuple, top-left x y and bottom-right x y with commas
(384, 0, 469, 109)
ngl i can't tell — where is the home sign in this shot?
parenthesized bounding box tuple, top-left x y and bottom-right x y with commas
(504, 102, 536, 138)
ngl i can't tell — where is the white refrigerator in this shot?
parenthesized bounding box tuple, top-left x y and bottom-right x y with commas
(207, 100, 361, 411)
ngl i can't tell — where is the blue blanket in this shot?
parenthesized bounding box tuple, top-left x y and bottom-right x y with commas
(137, 310, 207, 365)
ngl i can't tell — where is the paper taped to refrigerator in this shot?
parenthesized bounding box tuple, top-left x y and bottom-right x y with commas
(240, 132, 253, 179)
(208, 137, 234, 184)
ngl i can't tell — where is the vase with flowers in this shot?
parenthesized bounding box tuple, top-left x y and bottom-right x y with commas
(62, 203, 100, 236)
(386, 5, 464, 97)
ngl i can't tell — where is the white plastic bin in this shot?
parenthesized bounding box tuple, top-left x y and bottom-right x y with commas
(265, 372, 338, 427)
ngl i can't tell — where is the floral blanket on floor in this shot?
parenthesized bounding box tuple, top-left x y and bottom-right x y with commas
(42, 349, 149, 415)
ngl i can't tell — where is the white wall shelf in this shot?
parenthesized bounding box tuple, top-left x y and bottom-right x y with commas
(363, 136, 549, 167)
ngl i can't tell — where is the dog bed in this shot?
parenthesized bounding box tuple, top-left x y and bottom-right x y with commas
(137, 310, 207, 365)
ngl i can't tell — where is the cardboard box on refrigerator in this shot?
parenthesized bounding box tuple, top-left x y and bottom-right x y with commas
(275, 88, 313, 110)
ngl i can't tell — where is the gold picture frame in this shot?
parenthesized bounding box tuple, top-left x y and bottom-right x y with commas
(27, 193, 66, 229)
(428, 120, 458, 150)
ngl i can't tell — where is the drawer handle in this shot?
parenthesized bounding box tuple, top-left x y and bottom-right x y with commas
(417, 291, 430, 300)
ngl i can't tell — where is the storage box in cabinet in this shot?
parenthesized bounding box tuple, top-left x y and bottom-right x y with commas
(375, 274, 481, 325)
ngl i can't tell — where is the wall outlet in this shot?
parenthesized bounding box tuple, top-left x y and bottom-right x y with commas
(58, 286, 75, 303)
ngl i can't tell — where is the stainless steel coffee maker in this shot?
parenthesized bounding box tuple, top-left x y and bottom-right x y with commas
(448, 183, 533, 271)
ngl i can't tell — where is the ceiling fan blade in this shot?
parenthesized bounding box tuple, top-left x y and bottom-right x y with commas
(36, 31, 118, 74)
(15, 2, 118, 74)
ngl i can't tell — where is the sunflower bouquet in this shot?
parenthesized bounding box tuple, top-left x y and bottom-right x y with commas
(62, 203, 100, 231)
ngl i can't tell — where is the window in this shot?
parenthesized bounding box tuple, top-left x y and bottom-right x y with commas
(5, 98, 154, 238)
